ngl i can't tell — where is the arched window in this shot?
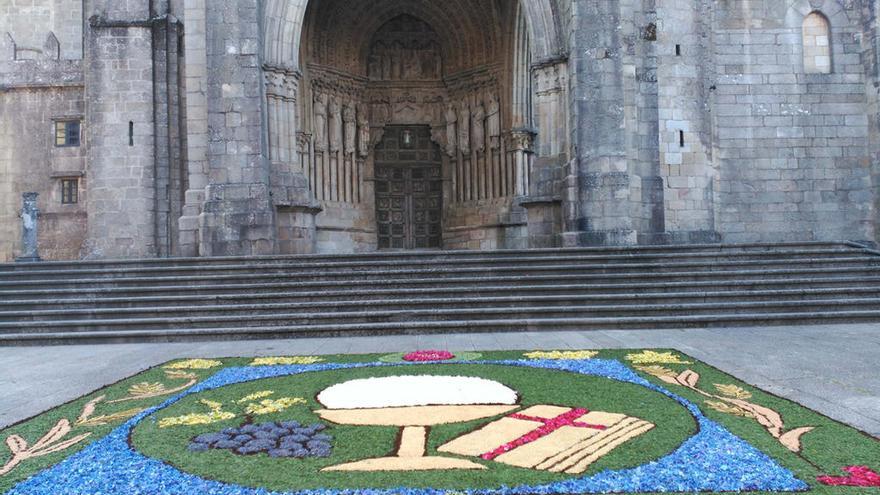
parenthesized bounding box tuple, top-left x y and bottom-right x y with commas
(803, 12, 832, 74)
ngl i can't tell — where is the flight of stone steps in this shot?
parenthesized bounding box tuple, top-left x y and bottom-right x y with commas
(1, 241, 879, 345)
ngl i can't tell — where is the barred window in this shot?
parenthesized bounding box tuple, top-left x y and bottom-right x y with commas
(55, 120, 81, 147)
(61, 178, 78, 204)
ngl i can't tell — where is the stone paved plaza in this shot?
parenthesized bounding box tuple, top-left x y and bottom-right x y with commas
(2, 324, 878, 438)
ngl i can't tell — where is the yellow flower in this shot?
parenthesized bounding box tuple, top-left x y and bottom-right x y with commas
(76, 408, 145, 427)
(714, 384, 752, 400)
(635, 365, 677, 379)
(249, 356, 324, 366)
(163, 359, 223, 370)
(199, 399, 223, 411)
(523, 350, 598, 360)
(236, 391, 275, 403)
(158, 399, 234, 428)
(244, 397, 307, 415)
(704, 400, 755, 418)
(625, 351, 692, 365)
(127, 382, 166, 398)
(158, 410, 236, 428)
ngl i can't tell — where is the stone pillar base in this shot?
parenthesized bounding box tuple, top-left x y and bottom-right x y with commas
(177, 189, 205, 257)
(276, 203, 322, 255)
(521, 196, 562, 249)
(199, 183, 277, 257)
(638, 230, 722, 245)
(572, 229, 638, 246)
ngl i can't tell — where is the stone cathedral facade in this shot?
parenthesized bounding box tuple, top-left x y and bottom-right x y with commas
(1, 0, 879, 261)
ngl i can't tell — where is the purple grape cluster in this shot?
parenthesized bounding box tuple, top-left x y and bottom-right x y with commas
(188, 421, 333, 458)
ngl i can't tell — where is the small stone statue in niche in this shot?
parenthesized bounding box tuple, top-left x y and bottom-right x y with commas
(471, 101, 486, 154)
(444, 103, 458, 157)
(487, 95, 501, 150)
(329, 96, 342, 153)
(357, 103, 370, 158)
(458, 102, 471, 156)
(343, 102, 357, 156)
(313, 93, 328, 152)
(17, 193, 41, 262)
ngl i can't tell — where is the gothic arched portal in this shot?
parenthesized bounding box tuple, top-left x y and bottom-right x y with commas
(262, 0, 569, 253)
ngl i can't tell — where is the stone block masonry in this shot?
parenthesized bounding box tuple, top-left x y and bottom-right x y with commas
(84, 16, 158, 258)
(2, 0, 880, 261)
(0, 57, 86, 262)
(196, 0, 277, 257)
(712, 0, 876, 244)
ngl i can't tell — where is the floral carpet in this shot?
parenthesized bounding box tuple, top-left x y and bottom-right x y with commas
(1, 349, 877, 494)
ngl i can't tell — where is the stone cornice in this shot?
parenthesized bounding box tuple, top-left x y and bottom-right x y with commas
(0, 59, 83, 89)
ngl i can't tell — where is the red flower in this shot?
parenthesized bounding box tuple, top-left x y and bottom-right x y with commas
(402, 350, 456, 362)
(817, 466, 880, 487)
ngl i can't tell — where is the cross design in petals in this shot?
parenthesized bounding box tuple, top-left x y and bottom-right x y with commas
(480, 408, 607, 461)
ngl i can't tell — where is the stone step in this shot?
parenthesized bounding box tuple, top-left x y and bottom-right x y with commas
(2, 258, 879, 291)
(3, 266, 880, 300)
(3, 286, 878, 320)
(1, 242, 877, 345)
(5, 310, 880, 346)
(3, 278, 879, 310)
(0, 247, 866, 281)
(3, 273, 880, 301)
(2, 298, 878, 333)
(0, 241, 859, 272)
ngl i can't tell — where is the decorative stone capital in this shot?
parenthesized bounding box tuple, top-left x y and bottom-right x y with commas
(264, 67, 300, 101)
(532, 60, 568, 96)
(506, 128, 537, 152)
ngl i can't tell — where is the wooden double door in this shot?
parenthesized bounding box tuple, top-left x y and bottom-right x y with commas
(374, 126, 443, 250)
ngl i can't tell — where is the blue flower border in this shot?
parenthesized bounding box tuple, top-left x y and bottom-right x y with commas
(8, 359, 808, 494)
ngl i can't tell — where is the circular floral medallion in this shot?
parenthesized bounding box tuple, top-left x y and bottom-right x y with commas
(131, 363, 695, 493)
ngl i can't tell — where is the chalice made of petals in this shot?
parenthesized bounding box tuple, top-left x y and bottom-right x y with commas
(315, 375, 519, 472)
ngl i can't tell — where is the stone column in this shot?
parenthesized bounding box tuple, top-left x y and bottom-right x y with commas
(178, 0, 210, 257)
(266, 67, 321, 255)
(656, 0, 719, 243)
(83, 1, 158, 258)
(566, 0, 637, 246)
(16, 193, 41, 262)
(197, 0, 277, 257)
(508, 129, 536, 197)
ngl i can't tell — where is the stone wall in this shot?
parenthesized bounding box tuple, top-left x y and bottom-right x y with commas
(0, 0, 83, 60)
(861, 0, 880, 246)
(2, 0, 880, 261)
(564, 0, 878, 247)
(82, 5, 158, 259)
(711, 0, 876, 243)
(0, 59, 86, 262)
(197, 0, 277, 257)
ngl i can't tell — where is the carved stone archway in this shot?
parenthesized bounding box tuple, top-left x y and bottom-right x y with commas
(262, 0, 564, 70)
(261, 0, 569, 253)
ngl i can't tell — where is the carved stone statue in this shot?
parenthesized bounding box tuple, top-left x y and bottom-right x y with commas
(357, 104, 371, 158)
(444, 104, 458, 157)
(343, 102, 357, 155)
(458, 102, 471, 156)
(472, 101, 486, 154)
(313, 93, 328, 152)
(368, 52, 382, 80)
(329, 96, 342, 153)
(487, 95, 501, 149)
(17, 193, 40, 262)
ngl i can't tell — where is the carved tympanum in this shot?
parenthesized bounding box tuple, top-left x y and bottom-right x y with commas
(367, 14, 442, 81)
